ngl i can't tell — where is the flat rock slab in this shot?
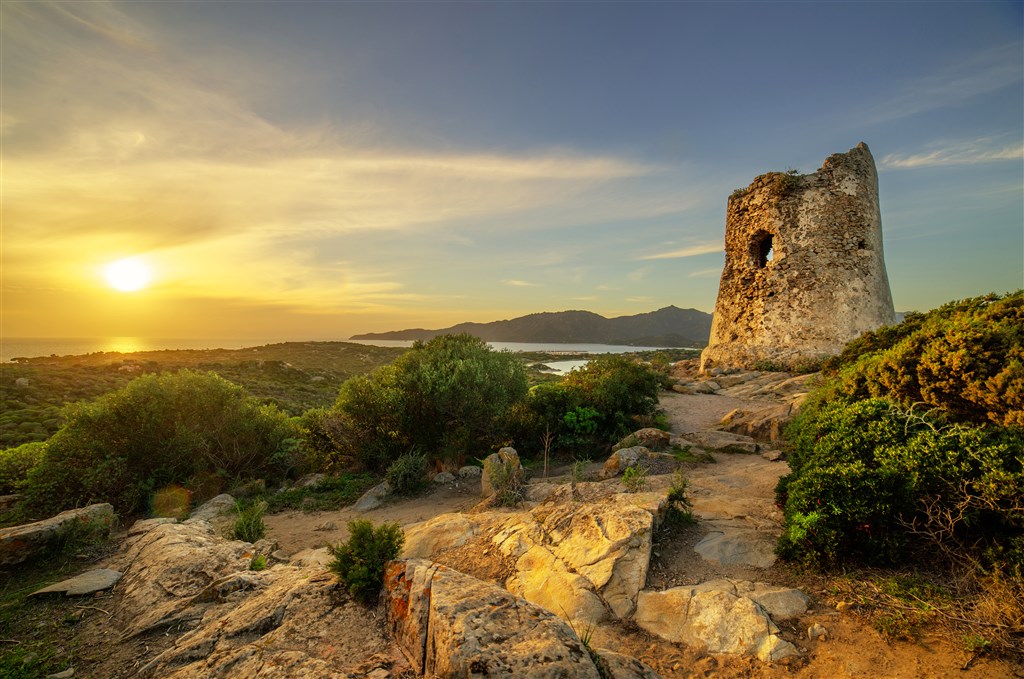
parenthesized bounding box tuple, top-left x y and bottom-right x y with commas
(32, 568, 122, 597)
(0, 503, 115, 566)
(694, 530, 777, 568)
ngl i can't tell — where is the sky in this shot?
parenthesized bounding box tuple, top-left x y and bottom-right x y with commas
(2, 1, 1022, 341)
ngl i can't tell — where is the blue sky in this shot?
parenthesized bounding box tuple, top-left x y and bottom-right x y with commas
(2, 1, 1021, 339)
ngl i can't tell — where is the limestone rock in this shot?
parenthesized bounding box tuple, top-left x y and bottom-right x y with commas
(353, 481, 391, 512)
(596, 649, 662, 679)
(681, 430, 759, 453)
(690, 579, 809, 619)
(432, 471, 455, 484)
(128, 517, 177, 536)
(184, 494, 236, 534)
(385, 559, 601, 678)
(31, 568, 122, 597)
(808, 623, 829, 641)
(401, 514, 479, 559)
(635, 586, 799, 662)
(289, 547, 333, 568)
(481, 447, 523, 498)
(506, 545, 609, 626)
(612, 428, 672, 453)
(694, 530, 777, 569)
(457, 465, 482, 479)
(600, 446, 650, 479)
(0, 503, 115, 566)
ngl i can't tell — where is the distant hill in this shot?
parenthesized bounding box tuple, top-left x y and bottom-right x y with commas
(350, 306, 712, 347)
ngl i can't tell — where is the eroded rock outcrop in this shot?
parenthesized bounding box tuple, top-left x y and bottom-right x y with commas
(0, 503, 115, 566)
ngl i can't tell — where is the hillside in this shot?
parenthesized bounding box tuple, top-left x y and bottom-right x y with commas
(350, 306, 712, 346)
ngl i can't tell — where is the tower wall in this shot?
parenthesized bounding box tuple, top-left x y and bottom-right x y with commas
(700, 143, 896, 372)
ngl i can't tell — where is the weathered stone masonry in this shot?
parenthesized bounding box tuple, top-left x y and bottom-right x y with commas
(701, 143, 896, 372)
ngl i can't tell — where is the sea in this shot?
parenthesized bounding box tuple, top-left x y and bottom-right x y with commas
(2, 337, 697, 373)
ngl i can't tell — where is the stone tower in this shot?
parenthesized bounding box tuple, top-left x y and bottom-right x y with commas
(700, 143, 896, 372)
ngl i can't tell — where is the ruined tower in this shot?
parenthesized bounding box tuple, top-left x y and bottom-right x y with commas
(700, 143, 896, 372)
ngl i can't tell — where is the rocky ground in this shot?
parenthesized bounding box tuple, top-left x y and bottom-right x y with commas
(10, 368, 1021, 678)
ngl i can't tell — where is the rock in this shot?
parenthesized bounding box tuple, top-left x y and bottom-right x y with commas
(385, 559, 601, 678)
(596, 649, 661, 679)
(0, 503, 115, 566)
(612, 428, 672, 453)
(294, 473, 326, 488)
(720, 402, 795, 442)
(402, 514, 479, 559)
(524, 482, 559, 503)
(808, 623, 829, 640)
(600, 446, 650, 479)
(761, 450, 783, 461)
(139, 566, 393, 676)
(691, 381, 716, 394)
(457, 465, 482, 479)
(314, 521, 337, 531)
(432, 471, 455, 484)
(0, 494, 20, 511)
(290, 547, 333, 568)
(681, 430, 759, 453)
(353, 481, 391, 512)
(45, 669, 74, 679)
(635, 586, 799, 662)
(506, 545, 609, 626)
(671, 383, 692, 394)
(836, 601, 853, 613)
(31, 568, 122, 597)
(694, 530, 777, 568)
(690, 579, 809, 619)
(15, 377, 30, 387)
(109, 520, 254, 638)
(481, 447, 524, 498)
(127, 517, 178, 536)
(185, 494, 236, 527)
(705, 380, 721, 391)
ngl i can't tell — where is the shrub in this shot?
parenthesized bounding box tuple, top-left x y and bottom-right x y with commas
(385, 450, 427, 496)
(20, 370, 299, 516)
(483, 453, 524, 507)
(0, 441, 45, 494)
(562, 355, 661, 440)
(329, 520, 404, 604)
(332, 335, 528, 470)
(232, 499, 268, 542)
(621, 465, 648, 493)
(664, 469, 695, 527)
(777, 397, 1024, 571)
(249, 554, 268, 571)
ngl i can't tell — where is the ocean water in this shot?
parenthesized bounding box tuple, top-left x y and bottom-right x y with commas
(3, 337, 696, 364)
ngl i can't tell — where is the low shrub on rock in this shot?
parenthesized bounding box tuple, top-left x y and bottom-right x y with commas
(329, 519, 404, 604)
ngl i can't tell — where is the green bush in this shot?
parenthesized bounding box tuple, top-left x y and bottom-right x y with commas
(777, 397, 1024, 571)
(19, 370, 299, 517)
(483, 453, 524, 507)
(331, 335, 528, 470)
(561, 354, 661, 440)
(385, 450, 427, 496)
(329, 519, 404, 604)
(0, 441, 45, 494)
(232, 499, 267, 542)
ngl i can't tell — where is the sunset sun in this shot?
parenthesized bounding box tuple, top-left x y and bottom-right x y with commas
(103, 257, 151, 292)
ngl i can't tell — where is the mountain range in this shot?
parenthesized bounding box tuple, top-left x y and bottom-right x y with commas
(350, 306, 713, 347)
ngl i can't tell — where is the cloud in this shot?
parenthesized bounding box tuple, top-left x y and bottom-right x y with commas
(862, 42, 1023, 123)
(880, 138, 1024, 169)
(637, 242, 722, 260)
(503, 280, 541, 287)
(688, 267, 722, 278)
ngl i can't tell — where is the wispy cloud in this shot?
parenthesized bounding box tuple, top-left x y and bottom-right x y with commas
(880, 138, 1024, 169)
(503, 279, 541, 287)
(688, 267, 722, 278)
(862, 43, 1022, 123)
(637, 242, 722, 260)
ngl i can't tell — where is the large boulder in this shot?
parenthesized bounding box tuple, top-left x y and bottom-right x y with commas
(634, 585, 799, 662)
(353, 481, 391, 512)
(612, 428, 672, 453)
(481, 447, 524, 498)
(690, 579, 809, 620)
(401, 514, 479, 559)
(385, 559, 602, 678)
(600, 446, 649, 479)
(0, 503, 115, 566)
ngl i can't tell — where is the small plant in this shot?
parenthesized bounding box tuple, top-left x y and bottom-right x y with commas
(564, 613, 610, 679)
(249, 553, 268, 571)
(963, 633, 990, 654)
(484, 453, 524, 507)
(232, 499, 267, 543)
(621, 465, 648, 493)
(385, 450, 427, 496)
(570, 456, 591, 485)
(664, 469, 696, 527)
(329, 519, 404, 604)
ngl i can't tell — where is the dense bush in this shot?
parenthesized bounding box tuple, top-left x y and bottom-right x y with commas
(329, 519, 404, 604)
(385, 450, 428, 495)
(326, 334, 528, 470)
(0, 441, 45, 494)
(20, 370, 300, 516)
(825, 291, 1023, 427)
(777, 294, 1024, 576)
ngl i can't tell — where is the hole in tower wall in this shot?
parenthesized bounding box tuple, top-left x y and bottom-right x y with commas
(753, 233, 774, 269)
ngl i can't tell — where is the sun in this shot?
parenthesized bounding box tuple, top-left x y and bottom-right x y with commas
(103, 257, 151, 292)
